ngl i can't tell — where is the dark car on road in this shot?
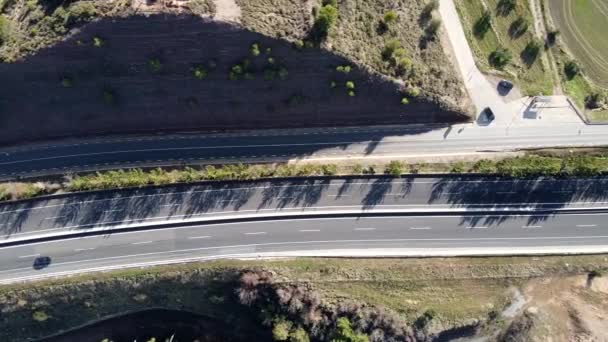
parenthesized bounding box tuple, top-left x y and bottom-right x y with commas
(498, 80, 514, 90)
(33, 256, 52, 270)
(483, 107, 495, 122)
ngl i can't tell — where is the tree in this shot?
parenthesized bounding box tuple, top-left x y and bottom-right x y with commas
(426, 18, 442, 37)
(564, 60, 581, 79)
(273, 321, 293, 341)
(489, 47, 512, 68)
(331, 317, 370, 342)
(313, 4, 338, 39)
(509, 16, 529, 37)
(547, 29, 560, 46)
(383, 10, 398, 24)
(474, 10, 492, 37)
(250, 43, 261, 56)
(289, 328, 310, 342)
(497, 0, 517, 15)
(192, 65, 208, 80)
(422, 0, 439, 17)
(523, 39, 543, 63)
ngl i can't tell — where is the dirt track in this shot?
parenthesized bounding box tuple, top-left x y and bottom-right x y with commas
(0, 15, 468, 146)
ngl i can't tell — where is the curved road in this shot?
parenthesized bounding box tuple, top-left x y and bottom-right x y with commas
(1, 176, 608, 283)
(1, 124, 608, 180)
(2, 213, 608, 284)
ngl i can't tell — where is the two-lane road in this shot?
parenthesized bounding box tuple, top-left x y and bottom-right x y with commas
(2, 124, 608, 179)
(2, 213, 608, 283)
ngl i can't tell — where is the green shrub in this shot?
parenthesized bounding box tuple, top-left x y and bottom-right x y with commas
(347, 90, 355, 97)
(336, 65, 352, 73)
(474, 10, 492, 37)
(497, 0, 517, 15)
(289, 328, 310, 342)
(382, 39, 402, 60)
(148, 58, 162, 73)
(422, 0, 439, 17)
(345, 81, 355, 90)
(523, 39, 543, 62)
(192, 65, 208, 80)
(322, 0, 338, 7)
(293, 40, 304, 50)
(32, 311, 49, 322)
(386, 160, 406, 176)
(313, 4, 338, 39)
(67, 2, 97, 23)
(510, 16, 529, 37)
(102, 87, 115, 105)
(0, 15, 10, 44)
(332, 317, 370, 342)
(61, 76, 73, 88)
(450, 161, 466, 173)
(330, 80, 337, 88)
(92, 36, 104, 47)
(396, 57, 413, 75)
(383, 10, 398, 24)
(273, 321, 292, 341)
(401, 97, 410, 105)
(278, 67, 289, 80)
(472, 159, 497, 173)
(489, 47, 512, 68)
(250, 43, 261, 56)
(564, 60, 581, 79)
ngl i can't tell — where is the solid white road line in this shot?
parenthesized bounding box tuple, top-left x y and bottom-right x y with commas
(410, 227, 432, 230)
(74, 248, 96, 252)
(43, 216, 67, 220)
(244, 232, 266, 235)
(18, 254, 40, 259)
(131, 241, 154, 245)
(467, 226, 489, 229)
(354, 228, 376, 231)
(522, 225, 543, 229)
(187, 236, 211, 240)
(299, 229, 321, 232)
(576, 224, 598, 228)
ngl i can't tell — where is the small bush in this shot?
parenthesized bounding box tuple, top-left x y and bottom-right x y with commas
(497, 0, 517, 15)
(489, 47, 512, 68)
(250, 43, 261, 56)
(386, 160, 406, 176)
(330, 80, 337, 88)
(192, 65, 208, 80)
(336, 65, 351, 73)
(102, 87, 115, 105)
(273, 321, 292, 341)
(61, 76, 73, 88)
(401, 97, 410, 105)
(422, 0, 439, 17)
(345, 81, 355, 90)
(474, 10, 492, 37)
(396, 57, 413, 75)
(347, 90, 355, 97)
(148, 58, 162, 73)
(564, 60, 581, 79)
(383, 10, 398, 24)
(92, 36, 104, 47)
(32, 311, 49, 322)
(450, 161, 466, 173)
(278, 67, 289, 80)
(510, 16, 529, 37)
(289, 328, 310, 342)
(313, 5, 338, 40)
(523, 39, 543, 62)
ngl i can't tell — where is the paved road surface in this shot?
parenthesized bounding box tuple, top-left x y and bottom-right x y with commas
(2, 213, 608, 283)
(1, 177, 607, 242)
(1, 124, 607, 180)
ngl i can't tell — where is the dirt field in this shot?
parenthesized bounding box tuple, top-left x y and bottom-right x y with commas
(0, 0, 470, 146)
(549, 0, 608, 89)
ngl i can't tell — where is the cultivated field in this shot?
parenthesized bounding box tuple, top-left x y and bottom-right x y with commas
(0, 0, 471, 146)
(549, 0, 608, 88)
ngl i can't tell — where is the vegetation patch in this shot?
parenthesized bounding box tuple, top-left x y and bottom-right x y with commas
(2, 256, 608, 341)
(455, 0, 553, 95)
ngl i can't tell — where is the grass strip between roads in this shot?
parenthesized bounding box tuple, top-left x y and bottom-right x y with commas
(2, 154, 608, 202)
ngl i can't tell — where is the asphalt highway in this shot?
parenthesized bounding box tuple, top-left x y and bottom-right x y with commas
(1, 124, 608, 179)
(2, 177, 608, 242)
(2, 213, 608, 283)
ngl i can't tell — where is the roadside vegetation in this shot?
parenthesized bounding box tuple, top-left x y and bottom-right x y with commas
(455, 0, 553, 95)
(2, 153, 608, 201)
(540, 0, 608, 122)
(2, 256, 608, 341)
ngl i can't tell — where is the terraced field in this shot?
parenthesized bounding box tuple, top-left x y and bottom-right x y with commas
(549, 0, 608, 88)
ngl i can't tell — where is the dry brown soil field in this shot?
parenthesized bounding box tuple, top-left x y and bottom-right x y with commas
(0, 0, 470, 146)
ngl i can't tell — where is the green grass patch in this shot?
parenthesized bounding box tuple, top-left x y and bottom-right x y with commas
(455, 0, 554, 95)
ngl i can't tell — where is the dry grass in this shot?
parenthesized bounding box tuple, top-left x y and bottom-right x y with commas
(2, 255, 608, 341)
(236, 0, 470, 114)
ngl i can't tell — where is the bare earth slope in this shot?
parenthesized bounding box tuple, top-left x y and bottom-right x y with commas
(0, 0, 470, 146)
